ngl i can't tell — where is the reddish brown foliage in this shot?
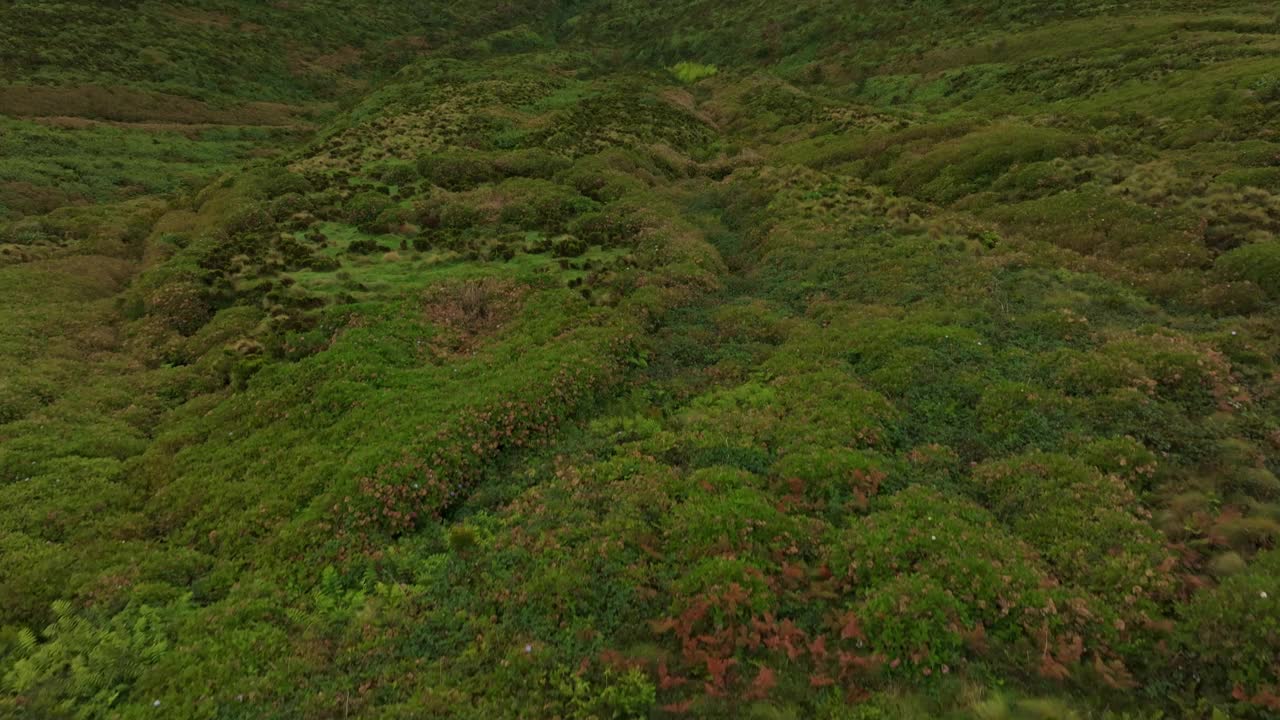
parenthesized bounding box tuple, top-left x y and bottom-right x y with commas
(649, 578, 879, 710)
(745, 666, 776, 699)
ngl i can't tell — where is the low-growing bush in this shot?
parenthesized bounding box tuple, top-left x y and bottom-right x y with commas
(346, 238, 383, 255)
(568, 208, 645, 246)
(268, 192, 311, 220)
(347, 191, 395, 231)
(496, 178, 599, 232)
(145, 281, 211, 336)
(1197, 281, 1267, 316)
(417, 154, 500, 190)
(376, 161, 419, 187)
(551, 234, 587, 257)
(223, 204, 274, 235)
(969, 453, 1175, 603)
(1179, 549, 1280, 702)
(1215, 241, 1280, 296)
(242, 166, 313, 199)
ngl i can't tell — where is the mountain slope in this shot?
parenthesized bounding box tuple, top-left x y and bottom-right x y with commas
(2, 2, 1280, 718)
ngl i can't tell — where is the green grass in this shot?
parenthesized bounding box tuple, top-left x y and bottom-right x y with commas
(0, 116, 267, 217)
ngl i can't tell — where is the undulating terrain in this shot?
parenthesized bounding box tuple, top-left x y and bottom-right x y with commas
(3, 1, 1280, 718)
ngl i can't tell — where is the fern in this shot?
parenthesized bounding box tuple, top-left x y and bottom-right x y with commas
(15, 627, 37, 652)
(669, 61, 719, 84)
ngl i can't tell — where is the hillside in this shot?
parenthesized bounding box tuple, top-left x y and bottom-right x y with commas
(2, 2, 1280, 718)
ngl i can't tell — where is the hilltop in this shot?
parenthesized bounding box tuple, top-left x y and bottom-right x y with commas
(2, 2, 1280, 718)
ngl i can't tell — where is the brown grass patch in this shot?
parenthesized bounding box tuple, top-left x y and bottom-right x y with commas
(0, 181, 80, 216)
(0, 255, 136, 305)
(309, 46, 364, 72)
(388, 35, 431, 51)
(150, 209, 199, 235)
(0, 85, 313, 127)
(165, 8, 236, 29)
(472, 187, 516, 219)
(163, 9, 265, 34)
(25, 116, 299, 139)
(660, 87, 720, 129)
(421, 277, 527, 358)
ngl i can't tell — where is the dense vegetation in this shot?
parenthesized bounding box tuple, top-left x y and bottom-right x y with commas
(3, 1, 1280, 717)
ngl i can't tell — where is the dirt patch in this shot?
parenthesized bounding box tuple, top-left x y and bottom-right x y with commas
(421, 277, 527, 358)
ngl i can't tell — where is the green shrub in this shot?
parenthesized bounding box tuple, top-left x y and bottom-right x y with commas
(567, 209, 644, 246)
(416, 150, 572, 191)
(347, 191, 395, 231)
(858, 573, 970, 673)
(551, 234, 587, 257)
(1251, 76, 1280, 104)
(1106, 335, 1230, 413)
(1076, 436, 1158, 491)
(145, 281, 210, 336)
(242, 166, 313, 199)
(1215, 241, 1280, 296)
(887, 125, 1094, 203)
(0, 376, 56, 425)
(417, 154, 500, 190)
(497, 178, 599, 232)
(268, 192, 311, 220)
(438, 201, 485, 230)
(671, 555, 775, 617)
(346, 238, 383, 255)
(974, 381, 1072, 453)
(1197, 281, 1267, 316)
(771, 446, 887, 512)
(484, 24, 548, 53)
(669, 61, 719, 84)
(412, 233, 437, 252)
(667, 486, 796, 563)
(1216, 167, 1280, 191)
(1179, 549, 1280, 697)
(377, 161, 419, 187)
(223, 204, 274, 235)
(499, 150, 571, 179)
(969, 453, 1174, 603)
(829, 486, 1107, 677)
(983, 188, 1198, 258)
(0, 534, 76, 626)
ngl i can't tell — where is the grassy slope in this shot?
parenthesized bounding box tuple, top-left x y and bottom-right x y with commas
(0, 0, 564, 219)
(3, 1, 1280, 718)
